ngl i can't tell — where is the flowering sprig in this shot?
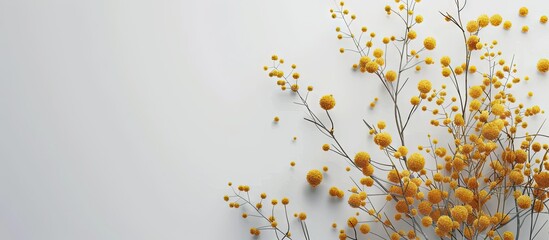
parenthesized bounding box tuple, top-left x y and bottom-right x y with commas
(226, 1, 549, 239)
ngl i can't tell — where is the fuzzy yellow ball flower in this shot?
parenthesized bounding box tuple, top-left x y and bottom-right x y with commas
(541, 15, 548, 24)
(519, 7, 529, 17)
(436, 215, 453, 232)
(374, 132, 392, 148)
(407, 153, 425, 172)
(468, 85, 483, 98)
(423, 37, 436, 50)
(440, 56, 451, 66)
(428, 189, 443, 204)
(410, 96, 420, 105)
(509, 170, 524, 184)
(481, 120, 503, 140)
(306, 169, 323, 187)
(365, 61, 379, 73)
(478, 14, 489, 27)
(319, 95, 336, 110)
(417, 80, 432, 93)
(490, 14, 503, 26)
(373, 48, 384, 58)
(354, 151, 371, 168)
(454, 113, 465, 126)
(534, 172, 549, 188)
(517, 195, 531, 209)
(407, 30, 417, 39)
(466, 20, 479, 33)
(450, 205, 468, 222)
(359, 224, 370, 234)
(503, 20, 512, 30)
(385, 70, 397, 82)
(348, 193, 362, 208)
(322, 143, 330, 151)
(503, 231, 514, 240)
(422, 216, 432, 227)
(347, 217, 358, 228)
(537, 58, 549, 73)
(455, 187, 474, 203)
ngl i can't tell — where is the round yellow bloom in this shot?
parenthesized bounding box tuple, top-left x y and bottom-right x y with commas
(481, 120, 503, 140)
(322, 143, 330, 151)
(490, 14, 503, 26)
(509, 170, 524, 184)
(503, 231, 514, 240)
(418, 201, 432, 215)
(306, 169, 323, 187)
(478, 14, 489, 27)
(436, 215, 453, 232)
(455, 187, 474, 203)
(469, 86, 483, 98)
(410, 96, 420, 105)
(454, 113, 465, 126)
(347, 217, 358, 227)
(422, 216, 432, 227)
(503, 20, 512, 30)
(466, 20, 479, 32)
(537, 58, 549, 73)
(428, 189, 443, 204)
(492, 103, 505, 116)
(354, 151, 371, 168)
(319, 95, 336, 110)
(359, 224, 370, 234)
(365, 61, 379, 73)
(407, 30, 417, 39)
(374, 132, 392, 148)
(417, 80, 432, 93)
(519, 7, 529, 17)
(407, 153, 425, 172)
(348, 193, 362, 208)
(329, 186, 341, 197)
(541, 15, 548, 24)
(451, 205, 468, 222)
(440, 56, 451, 66)
(386, 70, 397, 82)
(423, 37, 436, 50)
(373, 48, 384, 58)
(442, 67, 451, 77)
(534, 172, 549, 188)
(517, 195, 531, 209)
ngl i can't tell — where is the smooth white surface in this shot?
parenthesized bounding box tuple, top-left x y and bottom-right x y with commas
(1, 0, 549, 239)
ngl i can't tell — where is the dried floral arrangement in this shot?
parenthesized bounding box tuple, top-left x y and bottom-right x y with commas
(224, 1, 549, 239)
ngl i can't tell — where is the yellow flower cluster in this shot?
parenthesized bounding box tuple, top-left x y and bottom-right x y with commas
(227, 1, 549, 239)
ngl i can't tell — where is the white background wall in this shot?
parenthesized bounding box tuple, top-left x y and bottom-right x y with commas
(0, 0, 548, 239)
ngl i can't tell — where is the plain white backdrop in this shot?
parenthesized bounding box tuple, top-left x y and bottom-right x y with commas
(1, 0, 549, 239)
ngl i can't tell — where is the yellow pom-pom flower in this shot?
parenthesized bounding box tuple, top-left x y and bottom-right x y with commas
(320, 95, 336, 110)
(517, 195, 531, 209)
(354, 151, 371, 168)
(374, 132, 392, 148)
(436, 215, 453, 232)
(306, 169, 323, 187)
(455, 187, 474, 203)
(481, 120, 503, 140)
(407, 153, 425, 172)
(386, 70, 397, 82)
(359, 224, 370, 234)
(490, 14, 503, 26)
(466, 20, 479, 32)
(451, 205, 468, 222)
(417, 80, 432, 93)
(537, 58, 549, 73)
(423, 37, 436, 50)
(519, 7, 528, 17)
(348, 193, 362, 208)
